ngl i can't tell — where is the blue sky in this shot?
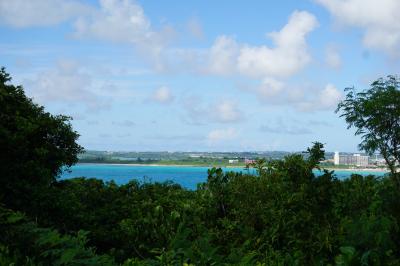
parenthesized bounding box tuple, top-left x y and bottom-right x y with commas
(1, 0, 399, 152)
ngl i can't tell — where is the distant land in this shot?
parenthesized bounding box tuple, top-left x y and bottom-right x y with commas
(78, 150, 386, 169)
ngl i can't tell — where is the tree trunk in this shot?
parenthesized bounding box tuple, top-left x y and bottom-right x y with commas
(384, 157, 400, 188)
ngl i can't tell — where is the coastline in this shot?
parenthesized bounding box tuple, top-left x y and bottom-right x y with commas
(324, 167, 389, 173)
(77, 162, 389, 172)
(77, 162, 246, 168)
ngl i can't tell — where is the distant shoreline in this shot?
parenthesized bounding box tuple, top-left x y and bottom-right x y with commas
(77, 162, 389, 172)
(77, 162, 248, 168)
(324, 167, 389, 173)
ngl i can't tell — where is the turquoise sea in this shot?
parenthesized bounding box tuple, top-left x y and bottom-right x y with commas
(61, 163, 387, 190)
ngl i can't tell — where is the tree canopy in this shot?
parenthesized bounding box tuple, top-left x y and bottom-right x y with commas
(336, 75, 400, 185)
(0, 67, 83, 211)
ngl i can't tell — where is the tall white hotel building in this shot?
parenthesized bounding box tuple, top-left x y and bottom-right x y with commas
(334, 152, 369, 167)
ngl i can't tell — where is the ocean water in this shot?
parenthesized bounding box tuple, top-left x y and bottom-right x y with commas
(60, 163, 387, 190)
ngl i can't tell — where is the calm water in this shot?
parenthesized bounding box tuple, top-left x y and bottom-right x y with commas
(61, 163, 387, 190)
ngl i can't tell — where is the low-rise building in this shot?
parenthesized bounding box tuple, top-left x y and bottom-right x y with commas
(244, 158, 256, 164)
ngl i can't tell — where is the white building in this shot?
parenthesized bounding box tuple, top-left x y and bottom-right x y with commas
(334, 151, 340, 165)
(228, 159, 239, 164)
(334, 152, 369, 167)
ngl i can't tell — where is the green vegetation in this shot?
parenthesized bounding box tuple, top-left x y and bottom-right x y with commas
(0, 67, 83, 213)
(2, 67, 400, 265)
(337, 75, 400, 182)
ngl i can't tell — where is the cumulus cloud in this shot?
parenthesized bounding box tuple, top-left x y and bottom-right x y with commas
(201, 11, 321, 111)
(318, 83, 343, 109)
(247, 81, 342, 112)
(150, 86, 174, 104)
(206, 35, 239, 75)
(296, 84, 343, 112)
(211, 100, 243, 123)
(317, 0, 400, 55)
(256, 78, 285, 99)
(203, 11, 318, 78)
(0, 0, 91, 27)
(237, 11, 318, 78)
(28, 60, 109, 111)
(244, 78, 293, 105)
(73, 0, 175, 70)
(1, 0, 176, 70)
(26, 59, 117, 111)
(73, 0, 151, 42)
(207, 128, 238, 143)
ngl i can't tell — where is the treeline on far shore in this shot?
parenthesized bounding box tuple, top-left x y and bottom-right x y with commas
(78, 157, 246, 167)
(78, 157, 389, 171)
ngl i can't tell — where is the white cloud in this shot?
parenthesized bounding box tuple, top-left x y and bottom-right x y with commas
(204, 10, 318, 79)
(318, 83, 343, 109)
(0, 0, 174, 69)
(296, 83, 342, 111)
(256, 78, 285, 99)
(73, 0, 151, 43)
(200, 10, 320, 112)
(211, 100, 243, 123)
(199, 10, 320, 112)
(28, 60, 109, 111)
(247, 80, 342, 112)
(317, 0, 400, 55)
(150, 10, 318, 80)
(29, 61, 90, 102)
(207, 35, 239, 75)
(237, 11, 318, 78)
(0, 0, 91, 27)
(151, 86, 174, 104)
(73, 0, 175, 70)
(207, 128, 238, 143)
(245, 78, 296, 105)
(325, 45, 342, 69)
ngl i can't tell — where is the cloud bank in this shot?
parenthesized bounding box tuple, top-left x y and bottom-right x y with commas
(317, 0, 400, 55)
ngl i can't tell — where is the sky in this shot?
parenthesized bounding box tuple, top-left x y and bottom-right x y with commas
(1, 0, 399, 152)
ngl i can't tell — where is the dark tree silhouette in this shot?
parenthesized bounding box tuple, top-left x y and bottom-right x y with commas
(0, 67, 83, 211)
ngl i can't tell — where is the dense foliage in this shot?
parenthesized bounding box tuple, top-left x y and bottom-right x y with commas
(2, 68, 400, 265)
(0, 67, 83, 212)
(3, 160, 400, 265)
